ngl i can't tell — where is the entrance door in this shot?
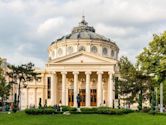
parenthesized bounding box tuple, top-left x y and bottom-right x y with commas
(68, 89, 74, 106)
(79, 89, 86, 106)
(91, 89, 97, 106)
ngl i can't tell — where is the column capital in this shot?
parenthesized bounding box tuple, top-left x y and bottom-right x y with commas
(97, 71, 103, 75)
(61, 71, 67, 75)
(85, 71, 91, 75)
(73, 71, 79, 75)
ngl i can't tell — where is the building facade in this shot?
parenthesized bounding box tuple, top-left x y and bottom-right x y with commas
(20, 17, 119, 109)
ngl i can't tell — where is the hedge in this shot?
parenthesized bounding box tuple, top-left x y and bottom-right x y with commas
(61, 106, 77, 112)
(78, 107, 134, 115)
(25, 106, 134, 115)
(25, 108, 61, 115)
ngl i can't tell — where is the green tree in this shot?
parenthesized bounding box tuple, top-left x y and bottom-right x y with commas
(138, 92, 143, 111)
(137, 31, 166, 112)
(0, 59, 11, 111)
(7, 62, 39, 110)
(150, 91, 156, 114)
(117, 56, 136, 105)
(117, 56, 152, 110)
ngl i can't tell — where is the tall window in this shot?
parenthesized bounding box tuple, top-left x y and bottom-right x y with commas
(91, 46, 98, 53)
(111, 50, 115, 57)
(102, 47, 108, 55)
(57, 48, 63, 56)
(79, 46, 86, 51)
(47, 77, 51, 99)
(115, 77, 118, 99)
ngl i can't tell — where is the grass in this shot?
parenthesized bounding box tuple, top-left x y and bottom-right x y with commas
(0, 112, 166, 125)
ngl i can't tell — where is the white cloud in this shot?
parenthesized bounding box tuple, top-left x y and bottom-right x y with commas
(37, 17, 65, 36)
(0, 0, 166, 66)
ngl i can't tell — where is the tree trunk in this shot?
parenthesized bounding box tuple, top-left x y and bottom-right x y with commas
(160, 82, 163, 113)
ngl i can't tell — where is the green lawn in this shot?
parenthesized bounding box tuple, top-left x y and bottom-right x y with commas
(0, 112, 166, 125)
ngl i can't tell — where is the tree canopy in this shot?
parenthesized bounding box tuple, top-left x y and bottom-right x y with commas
(117, 56, 152, 110)
(7, 62, 39, 110)
(137, 31, 166, 112)
(137, 32, 166, 83)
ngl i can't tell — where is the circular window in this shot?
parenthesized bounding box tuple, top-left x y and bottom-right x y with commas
(57, 48, 63, 56)
(111, 50, 115, 57)
(67, 46, 73, 54)
(79, 46, 86, 51)
(102, 47, 108, 55)
(91, 46, 98, 53)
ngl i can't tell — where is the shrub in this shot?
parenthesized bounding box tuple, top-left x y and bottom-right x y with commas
(142, 107, 151, 113)
(61, 106, 77, 112)
(80, 108, 98, 114)
(96, 107, 133, 115)
(97, 107, 111, 114)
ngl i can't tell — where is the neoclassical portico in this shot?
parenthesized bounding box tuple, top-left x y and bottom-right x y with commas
(48, 70, 115, 107)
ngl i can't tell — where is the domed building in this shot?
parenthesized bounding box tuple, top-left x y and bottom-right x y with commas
(20, 17, 119, 109)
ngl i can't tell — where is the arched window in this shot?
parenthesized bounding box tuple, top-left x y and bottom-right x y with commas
(102, 47, 108, 55)
(67, 46, 73, 54)
(52, 51, 55, 57)
(91, 46, 98, 53)
(57, 48, 63, 56)
(111, 50, 114, 57)
(79, 46, 86, 51)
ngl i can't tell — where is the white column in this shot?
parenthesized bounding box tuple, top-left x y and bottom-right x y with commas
(73, 71, 79, 107)
(41, 73, 45, 105)
(26, 88, 29, 108)
(85, 71, 91, 107)
(108, 71, 114, 107)
(34, 88, 37, 108)
(160, 82, 163, 113)
(97, 71, 103, 107)
(61, 71, 67, 105)
(51, 72, 57, 106)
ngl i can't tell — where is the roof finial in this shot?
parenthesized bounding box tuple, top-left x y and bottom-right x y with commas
(82, 10, 85, 20)
(82, 15, 85, 21)
(79, 13, 88, 26)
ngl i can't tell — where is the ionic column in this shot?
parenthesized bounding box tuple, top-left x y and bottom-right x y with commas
(61, 71, 67, 105)
(41, 73, 46, 105)
(34, 88, 37, 108)
(51, 72, 57, 106)
(85, 71, 91, 107)
(26, 88, 29, 108)
(97, 71, 103, 107)
(108, 71, 114, 107)
(73, 71, 79, 107)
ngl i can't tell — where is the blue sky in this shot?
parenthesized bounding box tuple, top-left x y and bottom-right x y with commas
(0, 0, 166, 68)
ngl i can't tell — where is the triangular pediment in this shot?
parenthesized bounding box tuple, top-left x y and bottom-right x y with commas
(48, 51, 117, 65)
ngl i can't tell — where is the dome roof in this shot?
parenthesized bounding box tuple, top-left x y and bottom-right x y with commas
(51, 16, 111, 45)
